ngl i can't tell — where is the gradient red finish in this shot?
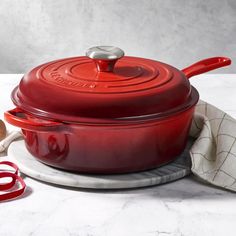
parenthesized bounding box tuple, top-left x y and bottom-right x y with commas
(4, 55, 231, 174)
(6, 98, 196, 174)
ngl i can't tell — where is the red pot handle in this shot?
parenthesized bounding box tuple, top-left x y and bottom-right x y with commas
(182, 57, 231, 79)
(4, 108, 63, 132)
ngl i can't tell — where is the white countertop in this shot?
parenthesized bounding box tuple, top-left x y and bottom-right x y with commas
(0, 74, 236, 236)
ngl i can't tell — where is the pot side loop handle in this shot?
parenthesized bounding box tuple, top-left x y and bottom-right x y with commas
(86, 46, 125, 72)
(4, 108, 63, 132)
(182, 57, 231, 79)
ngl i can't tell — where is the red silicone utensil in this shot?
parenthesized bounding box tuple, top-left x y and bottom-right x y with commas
(0, 161, 26, 201)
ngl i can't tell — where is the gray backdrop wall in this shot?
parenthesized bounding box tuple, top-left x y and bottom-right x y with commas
(0, 0, 235, 73)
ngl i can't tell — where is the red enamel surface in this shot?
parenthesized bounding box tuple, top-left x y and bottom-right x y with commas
(20, 104, 195, 174)
(5, 88, 198, 174)
(4, 51, 231, 174)
(182, 57, 231, 79)
(12, 56, 191, 120)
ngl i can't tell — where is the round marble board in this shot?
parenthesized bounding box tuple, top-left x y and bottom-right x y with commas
(8, 139, 193, 189)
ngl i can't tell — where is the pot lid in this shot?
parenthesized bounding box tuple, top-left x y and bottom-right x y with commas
(12, 46, 192, 121)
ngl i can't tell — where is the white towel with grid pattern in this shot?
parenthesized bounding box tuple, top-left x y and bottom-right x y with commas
(190, 100, 236, 191)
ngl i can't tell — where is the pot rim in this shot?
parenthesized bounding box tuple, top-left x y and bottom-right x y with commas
(11, 86, 199, 126)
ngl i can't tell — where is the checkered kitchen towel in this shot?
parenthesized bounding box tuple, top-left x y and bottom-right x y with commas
(190, 100, 236, 192)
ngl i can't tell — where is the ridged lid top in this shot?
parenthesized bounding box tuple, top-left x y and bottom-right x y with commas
(12, 46, 191, 121)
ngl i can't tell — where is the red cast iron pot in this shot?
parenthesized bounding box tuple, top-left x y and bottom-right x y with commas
(4, 46, 231, 174)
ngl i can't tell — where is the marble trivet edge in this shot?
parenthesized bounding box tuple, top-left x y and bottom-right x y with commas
(7, 139, 193, 189)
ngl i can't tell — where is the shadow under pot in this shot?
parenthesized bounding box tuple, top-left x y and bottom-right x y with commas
(4, 46, 231, 174)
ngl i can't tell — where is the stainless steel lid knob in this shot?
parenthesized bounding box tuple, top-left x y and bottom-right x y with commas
(86, 46, 125, 72)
